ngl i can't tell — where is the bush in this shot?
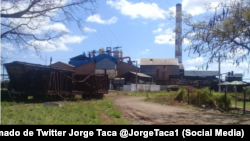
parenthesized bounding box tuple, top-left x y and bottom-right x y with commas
(174, 86, 232, 109)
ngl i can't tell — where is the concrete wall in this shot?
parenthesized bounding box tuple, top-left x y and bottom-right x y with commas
(160, 85, 167, 91)
(123, 84, 160, 91)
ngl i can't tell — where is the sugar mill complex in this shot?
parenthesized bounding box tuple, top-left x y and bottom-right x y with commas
(2, 3, 244, 100)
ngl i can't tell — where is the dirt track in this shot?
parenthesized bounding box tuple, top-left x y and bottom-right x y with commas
(108, 93, 250, 125)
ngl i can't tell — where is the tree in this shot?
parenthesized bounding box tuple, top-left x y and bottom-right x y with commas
(1, 0, 97, 64)
(182, 0, 250, 70)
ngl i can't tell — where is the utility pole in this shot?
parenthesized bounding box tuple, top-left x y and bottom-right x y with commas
(132, 61, 138, 93)
(214, 53, 224, 93)
(218, 53, 221, 93)
(135, 61, 137, 94)
(2, 65, 4, 91)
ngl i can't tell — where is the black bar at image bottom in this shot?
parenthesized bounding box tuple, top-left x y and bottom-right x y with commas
(0, 125, 249, 138)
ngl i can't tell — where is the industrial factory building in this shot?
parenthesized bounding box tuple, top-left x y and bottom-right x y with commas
(48, 4, 232, 92)
(50, 47, 139, 90)
(140, 58, 180, 85)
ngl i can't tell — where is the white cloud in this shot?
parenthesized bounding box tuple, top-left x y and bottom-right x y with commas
(0, 43, 15, 52)
(152, 28, 162, 33)
(154, 29, 191, 45)
(86, 14, 118, 24)
(185, 66, 199, 70)
(227, 48, 248, 57)
(27, 35, 87, 52)
(140, 49, 150, 55)
(154, 29, 175, 44)
(59, 35, 87, 44)
(23, 56, 27, 58)
(82, 26, 97, 32)
(31, 54, 39, 58)
(142, 22, 148, 24)
(42, 23, 70, 33)
(185, 57, 203, 64)
(158, 23, 167, 27)
(128, 22, 138, 25)
(168, 0, 222, 16)
(107, 0, 168, 20)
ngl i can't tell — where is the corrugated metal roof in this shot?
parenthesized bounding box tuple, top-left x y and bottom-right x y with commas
(234, 73, 243, 77)
(51, 61, 75, 68)
(184, 71, 219, 77)
(140, 58, 179, 66)
(130, 71, 152, 78)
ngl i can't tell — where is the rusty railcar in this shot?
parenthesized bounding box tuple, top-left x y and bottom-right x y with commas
(3, 61, 75, 100)
(3, 61, 109, 100)
(74, 74, 109, 99)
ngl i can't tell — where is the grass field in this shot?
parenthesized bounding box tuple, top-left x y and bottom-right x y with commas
(231, 100, 250, 108)
(1, 96, 132, 125)
(1, 88, 7, 90)
(116, 90, 174, 98)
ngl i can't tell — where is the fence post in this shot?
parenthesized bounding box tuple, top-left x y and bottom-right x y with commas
(243, 90, 246, 115)
(2, 65, 4, 91)
(225, 87, 227, 111)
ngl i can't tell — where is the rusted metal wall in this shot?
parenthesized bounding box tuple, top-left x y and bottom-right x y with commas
(75, 62, 96, 75)
(74, 74, 109, 94)
(4, 61, 74, 98)
(140, 65, 179, 85)
(4, 61, 110, 100)
(117, 62, 139, 77)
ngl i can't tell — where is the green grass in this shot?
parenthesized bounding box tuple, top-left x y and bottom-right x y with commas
(1, 97, 132, 125)
(228, 92, 250, 99)
(231, 100, 250, 108)
(1, 88, 7, 91)
(116, 90, 175, 98)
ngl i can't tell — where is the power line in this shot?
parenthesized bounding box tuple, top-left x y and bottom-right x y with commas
(104, 23, 122, 46)
(87, 23, 110, 46)
(144, 0, 176, 27)
(164, 0, 172, 8)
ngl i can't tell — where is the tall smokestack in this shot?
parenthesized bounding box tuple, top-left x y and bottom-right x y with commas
(175, 3, 182, 63)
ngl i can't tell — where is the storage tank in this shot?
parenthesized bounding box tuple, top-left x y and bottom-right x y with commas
(113, 50, 118, 58)
(99, 48, 104, 55)
(120, 50, 123, 58)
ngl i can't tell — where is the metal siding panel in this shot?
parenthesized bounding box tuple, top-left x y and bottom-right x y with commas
(96, 58, 116, 69)
(140, 65, 179, 85)
(117, 62, 139, 77)
(75, 62, 96, 75)
(184, 71, 219, 77)
(140, 58, 179, 65)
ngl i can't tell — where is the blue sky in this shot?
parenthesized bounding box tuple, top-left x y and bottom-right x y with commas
(1, 0, 250, 81)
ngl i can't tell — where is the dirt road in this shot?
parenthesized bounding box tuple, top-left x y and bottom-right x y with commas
(109, 94, 250, 125)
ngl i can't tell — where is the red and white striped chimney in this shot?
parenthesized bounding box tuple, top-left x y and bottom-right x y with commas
(175, 3, 182, 63)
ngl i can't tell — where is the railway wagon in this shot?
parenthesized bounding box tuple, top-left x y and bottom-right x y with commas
(3, 61, 75, 100)
(3, 61, 109, 100)
(73, 74, 109, 99)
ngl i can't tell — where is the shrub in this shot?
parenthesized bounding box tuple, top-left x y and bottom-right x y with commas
(174, 86, 232, 109)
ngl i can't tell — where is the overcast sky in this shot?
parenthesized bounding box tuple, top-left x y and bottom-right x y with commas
(2, 0, 250, 82)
